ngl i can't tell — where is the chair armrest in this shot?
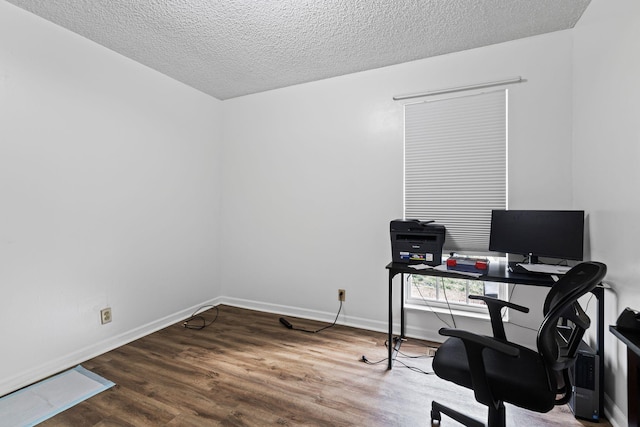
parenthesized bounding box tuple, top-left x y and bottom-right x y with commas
(439, 328, 520, 357)
(469, 295, 530, 313)
(469, 295, 529, 341)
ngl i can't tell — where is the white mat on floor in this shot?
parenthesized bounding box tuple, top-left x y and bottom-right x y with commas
(0, 365, 115, 427)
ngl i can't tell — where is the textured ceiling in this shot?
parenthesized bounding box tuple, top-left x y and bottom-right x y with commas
(6, 0, 591, 100)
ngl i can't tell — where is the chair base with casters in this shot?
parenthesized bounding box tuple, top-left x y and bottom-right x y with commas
(431, 400, 489, 427)
(429, 261, 607, 427)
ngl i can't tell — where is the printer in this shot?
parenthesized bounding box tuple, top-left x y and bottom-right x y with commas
(390, 219, 446, 266)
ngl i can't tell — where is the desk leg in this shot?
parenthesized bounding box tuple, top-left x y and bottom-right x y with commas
(401, 272, 405, 338)
(629, 348, 640, 427)
(388, 272, 406, 370)
(595, 286, 605, 418)
(388, 270, 393, 369)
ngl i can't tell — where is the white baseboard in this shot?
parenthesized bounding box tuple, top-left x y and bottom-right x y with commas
(604, 393, 626, 427)
(220, 296, 444, 344)
(221, 296, 386, 331)
(0, 297, 222, 398)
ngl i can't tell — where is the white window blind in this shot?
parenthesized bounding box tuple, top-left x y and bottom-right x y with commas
(404, 90, 506, 253)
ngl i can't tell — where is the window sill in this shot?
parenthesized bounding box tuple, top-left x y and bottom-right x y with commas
(405, 302, 492, 321)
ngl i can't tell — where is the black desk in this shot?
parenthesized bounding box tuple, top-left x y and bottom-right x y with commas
(610, 326, 640, 426)
(386, 261, 605, 417)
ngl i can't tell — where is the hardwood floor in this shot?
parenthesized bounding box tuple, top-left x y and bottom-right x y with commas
(41, 305, 609, 426)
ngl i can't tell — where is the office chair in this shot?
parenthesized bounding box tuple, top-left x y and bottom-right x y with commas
(430, 261, 607, 427)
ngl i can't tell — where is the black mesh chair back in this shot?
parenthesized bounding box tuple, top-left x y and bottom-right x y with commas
(538, 261, 607, 398)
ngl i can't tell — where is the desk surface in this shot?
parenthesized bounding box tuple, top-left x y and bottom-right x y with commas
(610, 326, 640, 356)
(386, 261, 556, 287)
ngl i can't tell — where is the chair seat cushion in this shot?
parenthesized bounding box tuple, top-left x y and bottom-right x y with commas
(432, 336, 557, 413)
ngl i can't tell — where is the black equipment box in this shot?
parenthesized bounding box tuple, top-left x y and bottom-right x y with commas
(569, 340, 600, 421)
(390, 219, 446, 266)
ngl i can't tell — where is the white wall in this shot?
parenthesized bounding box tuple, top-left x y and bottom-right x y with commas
(573, 0, 640, 424)
(220, 31, 575, 345)
(0, 2, 224, 396)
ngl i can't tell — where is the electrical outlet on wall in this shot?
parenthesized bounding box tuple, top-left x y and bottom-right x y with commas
(338, 289, 346, 302)
(100, 307, 112, 324)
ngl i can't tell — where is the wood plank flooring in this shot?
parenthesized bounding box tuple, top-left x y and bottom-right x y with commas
(41, 305, 609, 426)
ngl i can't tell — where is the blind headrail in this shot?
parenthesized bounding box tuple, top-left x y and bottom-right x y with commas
(393, 77, 523, 101)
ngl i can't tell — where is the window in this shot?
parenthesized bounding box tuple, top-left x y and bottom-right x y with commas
(403, 89, 508, 310)
(406, 257, 507, 314)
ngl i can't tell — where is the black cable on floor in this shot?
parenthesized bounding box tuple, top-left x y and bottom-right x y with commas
(278, 301, 342, 333)
(360, 353, 435, 375)
(183, 305, 219, 330)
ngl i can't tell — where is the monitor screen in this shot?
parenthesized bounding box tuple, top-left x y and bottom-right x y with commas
(489, 210, 584, 262)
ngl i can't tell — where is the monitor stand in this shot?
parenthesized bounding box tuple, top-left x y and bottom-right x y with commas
(509, 262, 532, 274)
(509, 254, 541, 275)
(508, 254, 540, 271)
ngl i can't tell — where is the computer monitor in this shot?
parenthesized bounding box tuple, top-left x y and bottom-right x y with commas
(489, 210, 585, 263)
